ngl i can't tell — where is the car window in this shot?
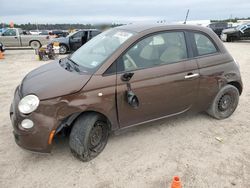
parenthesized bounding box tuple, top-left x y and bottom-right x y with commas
(194, 33, 217, 56)
(244, 28, 250, 33)
(3, 29, 16, 36)
(118, 32, 187, 72)
(72, 31, 83, 38)
(90, 31, 101, 38)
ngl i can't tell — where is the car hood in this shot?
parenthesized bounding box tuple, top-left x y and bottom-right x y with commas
(20, 60, 92, 100)
(222, 28, 237, 34)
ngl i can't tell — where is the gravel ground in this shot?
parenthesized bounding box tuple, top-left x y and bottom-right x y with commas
(0, 43, 250, 188)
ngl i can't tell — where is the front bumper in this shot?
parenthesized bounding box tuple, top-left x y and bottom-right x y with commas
(220, 33, 227, 42)
(10, 87, 56, 153)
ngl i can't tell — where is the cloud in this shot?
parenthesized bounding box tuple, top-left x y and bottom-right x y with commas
(1, 0, 250, 23)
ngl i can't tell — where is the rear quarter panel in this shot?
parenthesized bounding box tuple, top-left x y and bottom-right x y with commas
(196, 52, 241, 111)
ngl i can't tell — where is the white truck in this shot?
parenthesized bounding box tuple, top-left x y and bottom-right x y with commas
(0, 28, 50, 49)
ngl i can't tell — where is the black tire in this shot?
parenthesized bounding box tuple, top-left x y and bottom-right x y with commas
(207, 85, 239, 119)
(30, 40, 41, 49)
(69, 112, 109, 162)
(59, 44, 68, 54)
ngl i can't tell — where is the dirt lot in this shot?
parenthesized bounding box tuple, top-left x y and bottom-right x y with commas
(0, 43, 250, 188)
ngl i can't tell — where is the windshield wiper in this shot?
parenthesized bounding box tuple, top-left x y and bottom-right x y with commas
(67, 57, 79, 66)
(67, 57, 80, 72)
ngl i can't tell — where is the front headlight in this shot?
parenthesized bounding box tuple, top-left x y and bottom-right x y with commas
(18, 95, 40, 114)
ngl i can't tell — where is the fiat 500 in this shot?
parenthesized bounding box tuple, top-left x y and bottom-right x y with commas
(10, 24, 242, 161)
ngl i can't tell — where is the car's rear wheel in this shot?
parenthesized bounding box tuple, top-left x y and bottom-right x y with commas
(59, 44, 68, 54)
(207, 85, 239, 119)
(30, 41, 41, 49)
(69, 113, 109, 161)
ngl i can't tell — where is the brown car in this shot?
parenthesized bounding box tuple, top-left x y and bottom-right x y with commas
(10, 24, 242, 161)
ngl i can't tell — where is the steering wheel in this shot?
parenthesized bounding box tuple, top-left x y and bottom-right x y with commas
(124, 54, 137, 70)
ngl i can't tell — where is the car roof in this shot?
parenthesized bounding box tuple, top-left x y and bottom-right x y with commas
(116, 23, 211, 33)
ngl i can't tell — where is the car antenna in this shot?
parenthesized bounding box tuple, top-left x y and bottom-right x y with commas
(183, 9, 190, 24)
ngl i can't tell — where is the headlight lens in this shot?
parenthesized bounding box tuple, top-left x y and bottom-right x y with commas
(18, 95, 40, 114)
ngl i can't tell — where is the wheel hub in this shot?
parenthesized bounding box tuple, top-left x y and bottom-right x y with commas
(89, 125, 103, 148)
(59, 46, 66, 53)
(218, 94, 232, 111)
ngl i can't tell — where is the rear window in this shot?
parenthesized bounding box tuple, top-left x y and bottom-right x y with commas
(194, 33, 218, 56)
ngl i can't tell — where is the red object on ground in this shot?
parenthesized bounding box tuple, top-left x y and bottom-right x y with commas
(0, 51, 4, 59)
(171, 176, 182, 188)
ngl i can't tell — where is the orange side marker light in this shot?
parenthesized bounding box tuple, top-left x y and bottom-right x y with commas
(48, 130, 56, 145)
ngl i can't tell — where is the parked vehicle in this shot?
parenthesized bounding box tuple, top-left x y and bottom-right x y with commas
(0, 28, 50, 49)
(0, 28, 7, 34)
(49, 30, 69, 38)
(39, 30, 49, 35)
(29, 30, 42, 35)
(221, 23, 250, 42)
(51, 29, 101, 54)
(10, 24, 242, 161)
(208, 22, 229, 37)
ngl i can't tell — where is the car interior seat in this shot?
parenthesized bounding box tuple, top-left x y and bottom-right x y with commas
(139, 44, 160, 67)
(160, 33, 187, 63)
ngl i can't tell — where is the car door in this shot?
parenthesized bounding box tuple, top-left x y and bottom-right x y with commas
(69, 31, 85, 51)
(1, 29, 20, 47)
(115, 31, 199, 128)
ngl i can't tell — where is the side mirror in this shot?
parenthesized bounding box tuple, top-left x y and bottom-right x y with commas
(121, 72, 134, 82)
(127, 90, 139, 108)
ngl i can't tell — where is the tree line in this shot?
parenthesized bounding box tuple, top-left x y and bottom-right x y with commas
(1, 17, 250, 30)
(0, 23, 123, 30)
(211, 17, 250, 23)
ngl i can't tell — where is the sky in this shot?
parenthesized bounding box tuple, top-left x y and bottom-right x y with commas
(1, 0, 250, 24)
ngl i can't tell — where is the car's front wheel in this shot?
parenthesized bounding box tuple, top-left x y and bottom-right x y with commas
(59, 44, 68, 54)
(207, 85, 239, 119)
(69, 113, 109, 161)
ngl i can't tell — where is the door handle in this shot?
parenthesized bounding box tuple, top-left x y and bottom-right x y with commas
(185, 73, 199, 79)
(14, 36, 18, 39)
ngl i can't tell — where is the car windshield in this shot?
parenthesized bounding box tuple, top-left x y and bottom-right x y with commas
(70, 29, 135, 72)
(67, 31, 78, 38)
(236, 24, 250, 32)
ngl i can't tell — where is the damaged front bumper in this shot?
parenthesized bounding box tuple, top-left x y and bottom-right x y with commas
(10, 86, 56, 153)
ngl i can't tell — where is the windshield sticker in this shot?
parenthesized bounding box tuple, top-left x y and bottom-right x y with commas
(114, 31, 133, 43)
(90, 61, 99, 67)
